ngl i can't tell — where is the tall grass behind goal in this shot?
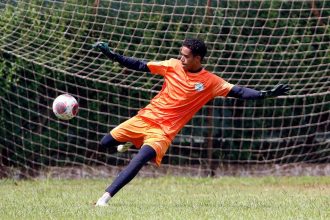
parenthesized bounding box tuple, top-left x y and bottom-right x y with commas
(0, 0, 329, 178)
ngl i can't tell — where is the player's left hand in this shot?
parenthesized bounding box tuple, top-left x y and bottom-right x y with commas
(261, 84, 291, 98)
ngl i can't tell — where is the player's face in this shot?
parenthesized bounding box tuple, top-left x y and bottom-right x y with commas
(180, 46, 201, 72)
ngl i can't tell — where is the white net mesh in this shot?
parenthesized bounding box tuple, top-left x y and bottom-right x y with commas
(0, 0, 329, 177)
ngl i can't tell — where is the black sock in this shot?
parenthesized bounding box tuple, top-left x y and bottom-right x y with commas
(100, 134, 123, 153)
(105, 145, 156, 197)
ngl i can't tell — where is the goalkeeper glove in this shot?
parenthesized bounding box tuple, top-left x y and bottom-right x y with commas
(92, 42, 117, 60)
(260, 84, 291, 98)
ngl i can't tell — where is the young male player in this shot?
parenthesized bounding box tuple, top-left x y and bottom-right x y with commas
(93, 39, 290, 206)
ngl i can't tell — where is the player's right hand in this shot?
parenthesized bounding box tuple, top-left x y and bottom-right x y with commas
(92, 41, 116, 60)
(92, 41, 109, 51)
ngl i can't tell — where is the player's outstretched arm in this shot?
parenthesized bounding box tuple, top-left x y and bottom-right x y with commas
(259, 84, 291, 98)
(92, 42, 150, 72)
(227, 84, 290, 100)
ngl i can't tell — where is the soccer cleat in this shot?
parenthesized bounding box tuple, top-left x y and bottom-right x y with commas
(117, 142, 133, 153)
(95, 192, 111, 207)
(95, 200, 109, 207)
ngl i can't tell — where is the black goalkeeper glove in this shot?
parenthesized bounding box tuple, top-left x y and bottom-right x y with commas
(260, 84, 291, 98)
(92, 42, 117, 60)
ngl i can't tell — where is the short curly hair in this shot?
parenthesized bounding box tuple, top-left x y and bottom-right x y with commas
(182, 38, 207, 60)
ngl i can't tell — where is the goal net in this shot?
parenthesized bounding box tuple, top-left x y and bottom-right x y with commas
(0, 0, 329, 178)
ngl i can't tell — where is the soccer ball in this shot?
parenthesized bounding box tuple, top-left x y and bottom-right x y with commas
(52, 94, 79, 120)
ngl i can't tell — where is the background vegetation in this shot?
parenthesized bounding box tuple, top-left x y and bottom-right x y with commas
(0, 0, 329, 173)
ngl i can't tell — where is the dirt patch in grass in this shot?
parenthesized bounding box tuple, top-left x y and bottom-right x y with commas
(1, 163, 330, 179)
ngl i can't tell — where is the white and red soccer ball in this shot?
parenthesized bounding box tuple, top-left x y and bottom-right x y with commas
(52, 94, 79, 120)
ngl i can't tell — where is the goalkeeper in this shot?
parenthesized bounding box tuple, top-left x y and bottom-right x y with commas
(93, 38, 290, 206)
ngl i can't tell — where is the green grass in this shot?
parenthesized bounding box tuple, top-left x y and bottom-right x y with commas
(0, 176, 329, 220)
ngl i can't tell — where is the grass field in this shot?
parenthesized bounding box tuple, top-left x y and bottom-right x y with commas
(0, 176, 329, 220)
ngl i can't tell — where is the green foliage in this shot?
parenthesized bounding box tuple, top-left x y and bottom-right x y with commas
(0, 0, 329, 168)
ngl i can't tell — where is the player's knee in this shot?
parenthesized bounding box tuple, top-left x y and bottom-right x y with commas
(100, 134, 110, 148)
(131, 145, 156, 165)
(100, 134, 120, 149)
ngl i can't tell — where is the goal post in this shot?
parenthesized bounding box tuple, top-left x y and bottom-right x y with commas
(0, 0, 329, 177)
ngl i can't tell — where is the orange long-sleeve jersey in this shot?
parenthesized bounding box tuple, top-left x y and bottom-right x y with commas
(136, 58, 234, 140)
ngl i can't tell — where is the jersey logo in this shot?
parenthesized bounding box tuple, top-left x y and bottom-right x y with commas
(194, 83, 204, 92)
